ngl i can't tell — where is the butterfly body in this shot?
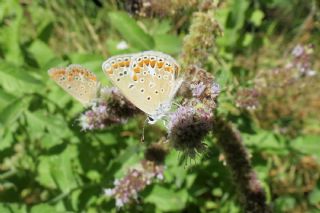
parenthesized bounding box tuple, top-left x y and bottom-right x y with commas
(102, 51, 182, 123)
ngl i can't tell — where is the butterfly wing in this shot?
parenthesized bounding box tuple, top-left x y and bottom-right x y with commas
(102, 51, 181, 115)
(48, 64, 99, 106)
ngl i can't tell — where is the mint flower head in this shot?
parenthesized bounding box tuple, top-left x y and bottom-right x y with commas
(79, 87, 140, 130)
(167, 105, 213, 158)
(166, 66, 219, 158)
(104, 160, 164, 207)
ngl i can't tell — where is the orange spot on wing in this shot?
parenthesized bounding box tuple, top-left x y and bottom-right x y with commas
(112, 63, 119, 69)
(125, 61, 130, 67)
(107, 68, 113, 74)
(156, 61, 164, 68)
(119, 61, 126, 67)
(150, 60, 156, 68)
(138, 61, 144, 67)
(133, 66, 141, 73)
(133, 75, 138, 81)
(164, 66, 171, 72)
(143, 59, 150, 66)
(50, 69, 66, 79)
(88, 75, 97, 81)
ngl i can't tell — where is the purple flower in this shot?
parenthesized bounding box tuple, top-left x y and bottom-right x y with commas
(79, 87, 140, 130)
(167, 105, 213, 158)
(291, 44, 304, 57)
(191, 82, 206, 97)
(104, 160, 164, 207)
(211, 83, 220, 95)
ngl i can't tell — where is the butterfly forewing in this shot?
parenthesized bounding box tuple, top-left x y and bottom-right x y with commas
(102, 51, 181, 116)
(48, 64, 99, 106)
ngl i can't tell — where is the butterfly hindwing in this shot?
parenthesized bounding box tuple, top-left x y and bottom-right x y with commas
(102, 51, 181, 115)
(48, 64, 99, 106)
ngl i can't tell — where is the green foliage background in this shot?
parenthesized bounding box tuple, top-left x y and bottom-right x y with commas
(0, 0, 319, 212)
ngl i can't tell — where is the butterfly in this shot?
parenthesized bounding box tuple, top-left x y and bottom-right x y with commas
(48, 64, 100, 106)
(102, 51, 183, 124)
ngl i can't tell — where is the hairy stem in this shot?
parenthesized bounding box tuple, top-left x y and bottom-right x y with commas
(212, 117, 272, 213)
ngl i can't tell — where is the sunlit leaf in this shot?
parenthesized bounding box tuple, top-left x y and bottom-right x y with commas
(154, 34, 182, 55)
(0, 97, 29, 126)
(145, 186, 188, 211)
(108, 11, 155, 50)
(28, 40, 56, 67)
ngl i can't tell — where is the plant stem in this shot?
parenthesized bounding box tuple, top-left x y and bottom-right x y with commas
(212, 117, 272, 213)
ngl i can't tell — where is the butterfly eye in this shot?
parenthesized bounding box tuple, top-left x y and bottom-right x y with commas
(148, 116, 154, 122)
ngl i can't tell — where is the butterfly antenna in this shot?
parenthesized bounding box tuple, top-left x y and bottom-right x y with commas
(141, 117, 148, 143)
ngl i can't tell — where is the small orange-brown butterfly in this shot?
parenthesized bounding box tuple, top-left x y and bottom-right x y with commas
(48, 64, 100, 106)
(102, 51, 182, 123)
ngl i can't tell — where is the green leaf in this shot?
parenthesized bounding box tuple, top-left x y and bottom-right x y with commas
(228, 1, 250, 30)
(309, 188, 320, 205)
(108, 11, 154, 50)
(37, 157, 57, 189)
(0, 203, 27, 213)
(145, 186, 188, 211)
(275, 196, 296, 212)
(0, 63, 43, 84)
(0, 130, 14, 151)
(0, 1, 24, 65)
(30, 204, 57, 213)
(0, 90, 16, 111)
(0, 61, 43, 89)
(50, 145, 81, 193)
(154, 34, 182, 55)
(250, 10, 264, 26)
(37, 145, 80, 192)
(291, 135, 320, 158)
(243, 130, 287, 153)
(25, 111, 48, 141)
(28, 40, 56, 67)
(242, 33, 253, 46)
(0, 97, 29, 127)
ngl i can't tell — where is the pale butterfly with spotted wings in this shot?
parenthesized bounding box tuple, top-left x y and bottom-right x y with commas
(102, 51, 183, 124)
(48, 64, 100, 106)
